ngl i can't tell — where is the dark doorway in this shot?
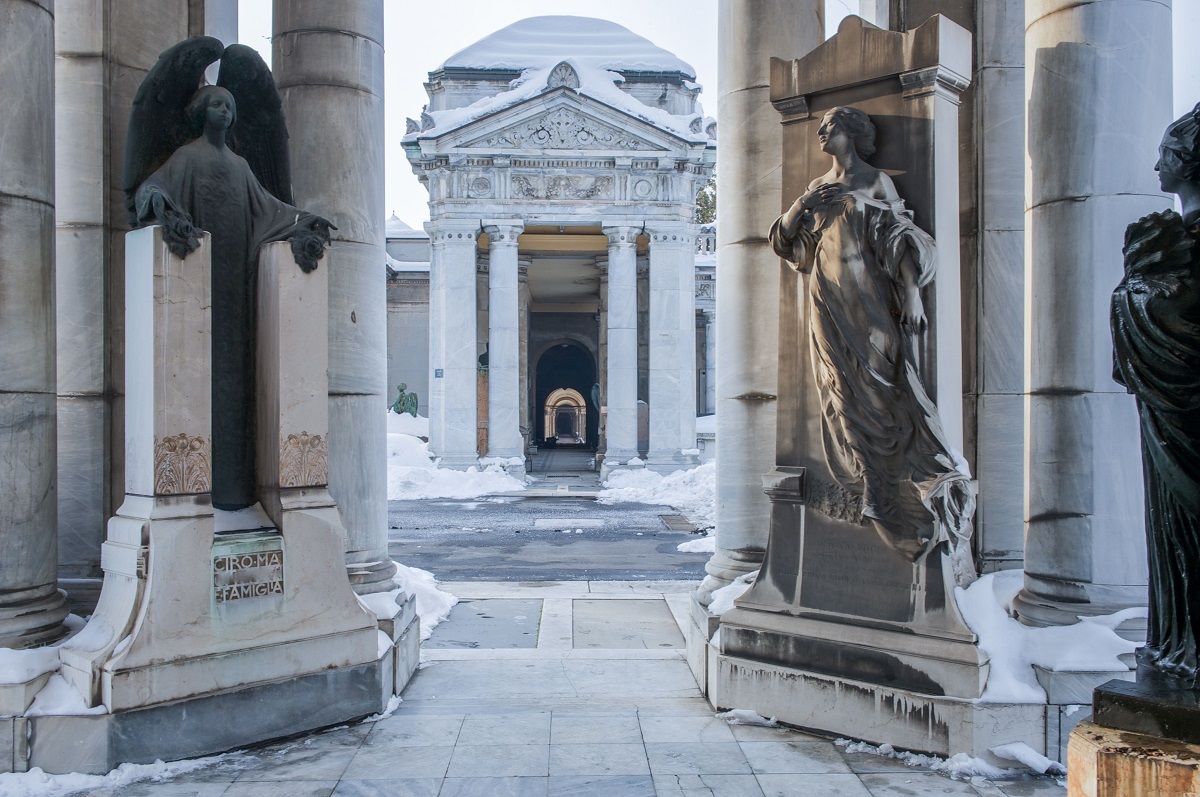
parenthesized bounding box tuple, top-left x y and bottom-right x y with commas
(534, 342, 597, 449)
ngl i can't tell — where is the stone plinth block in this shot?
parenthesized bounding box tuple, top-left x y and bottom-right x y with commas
(60, 230, 381, 714)
(1094, 679, 1200, 747)
(709, 650, 1044, 764)
(1067, 720, 1200, 797)
(122, 226, 213, 499)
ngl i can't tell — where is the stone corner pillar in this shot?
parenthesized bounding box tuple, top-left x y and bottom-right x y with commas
(482, 221, 525, 473)
(646, 223, 699, 472)
(1014, 0, 1168, 629)
(427, 219, 482, 470)
(600, 224, 641, 471)
(0, 0, 69, 650)
(700, 0, 824, 604)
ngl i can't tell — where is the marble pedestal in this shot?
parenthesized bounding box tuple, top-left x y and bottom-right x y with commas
(47, 230, 399, 772)
(1068, 720, 1200, 796)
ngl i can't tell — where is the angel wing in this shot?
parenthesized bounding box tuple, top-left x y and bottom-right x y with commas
(218, 44, 294, 205)
(121, 36, 224, 225)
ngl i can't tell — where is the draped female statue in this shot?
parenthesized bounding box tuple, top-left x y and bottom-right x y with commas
(123, 38, 334, 511)
(769, 106, 975, 583)
(1111, 102, 1200, 685)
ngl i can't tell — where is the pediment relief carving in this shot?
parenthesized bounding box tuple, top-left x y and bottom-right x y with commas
(463, 107, 666, 152)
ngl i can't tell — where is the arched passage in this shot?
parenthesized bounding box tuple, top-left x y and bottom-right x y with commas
(533, 342, 597, 448)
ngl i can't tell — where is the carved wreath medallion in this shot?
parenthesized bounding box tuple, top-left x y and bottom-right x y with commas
(153, 433, 212, 495)
(280, 431, 328, 487)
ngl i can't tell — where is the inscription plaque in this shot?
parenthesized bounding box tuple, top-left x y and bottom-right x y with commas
(212, 532, 284, 603)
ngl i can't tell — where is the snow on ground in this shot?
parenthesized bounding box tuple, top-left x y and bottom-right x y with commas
(837, 739, 1014, 781)
(676, 535, 715, 554)
(709, 570, 758, 616)
(954, 569, 1142, 703)
(387, 411, 525, 500)
(393, 562, 458, 640)
(0, 751, 256, 797)
(597, 460, 715, 531)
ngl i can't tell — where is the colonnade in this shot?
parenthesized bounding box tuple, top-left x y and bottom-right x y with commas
(425, 220, 699, 472)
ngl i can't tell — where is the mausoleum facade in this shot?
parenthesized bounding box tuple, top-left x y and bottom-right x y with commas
(402, 17, 716, 473)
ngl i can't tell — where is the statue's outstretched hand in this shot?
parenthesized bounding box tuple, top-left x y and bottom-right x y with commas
(150, 191, 202, 259)
(901, 287, 927, 334)
(289, 215, 337, 273)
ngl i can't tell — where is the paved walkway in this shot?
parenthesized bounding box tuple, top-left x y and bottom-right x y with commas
(72, 582, 1066, 797)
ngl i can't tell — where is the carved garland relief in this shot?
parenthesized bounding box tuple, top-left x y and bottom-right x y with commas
(480, 108, 656, 151)
(153, 433, 212, 495)
(280, 431, 328, 487)
(512, 174, 614, 200)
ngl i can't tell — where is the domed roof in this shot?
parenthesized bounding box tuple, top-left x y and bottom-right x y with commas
(440, 16, 695, 77)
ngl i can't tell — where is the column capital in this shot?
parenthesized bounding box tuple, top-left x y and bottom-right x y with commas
(482, 220, 524, 247)
(428, 219, 482, 245)
(602, 225, 640, 249)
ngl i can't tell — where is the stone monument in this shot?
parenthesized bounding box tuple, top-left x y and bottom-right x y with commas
(43, 38, 417, 774)
(705, 17, 1043, 758)
(1067, 101, 1200, 796)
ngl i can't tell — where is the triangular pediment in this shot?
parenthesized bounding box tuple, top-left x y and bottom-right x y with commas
(431, 90, 684, 154)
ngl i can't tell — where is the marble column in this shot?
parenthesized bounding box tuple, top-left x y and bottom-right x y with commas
(0, 0, 69, 648)
(426, 222, 445, 457)
(602, 226, 639, 464)
(518, 257, 532, 458)
(430, 222, 482, 469)
(1014, 0, 1168, 627)
(273, 0, 394, 594)
(701, 0, 823, 602)
(484, 221, 522, 465)
(596, 255, 609, 463)
(704, 313, 717, 415)
(647, 226, 697, 470)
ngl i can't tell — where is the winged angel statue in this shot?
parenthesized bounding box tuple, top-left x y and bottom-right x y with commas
(123, 37, 335, 511)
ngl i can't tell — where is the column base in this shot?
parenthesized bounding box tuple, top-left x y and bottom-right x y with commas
(1068, 719, 1200, 796)
(436, 454, 482, 471)
(600, 454, 644, 482)
(1013, 576, 1147, 642)
(645, 450, 700, 474)
(0, 584, 69, 649)
(696, 548, 765, 606)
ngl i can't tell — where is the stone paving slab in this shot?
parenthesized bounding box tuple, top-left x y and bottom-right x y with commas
(42, 581, 1066, 797)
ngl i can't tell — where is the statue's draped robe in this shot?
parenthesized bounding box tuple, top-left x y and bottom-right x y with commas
(770, 188, 973, 561)
(1112, 210, 1200, 679)
(136, 138, 306, 510)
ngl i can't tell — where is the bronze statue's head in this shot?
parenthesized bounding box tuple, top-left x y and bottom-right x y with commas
(823, 106, 876, 160)
(186, 85, 237, 135)
(1156, 102, 1200, 188)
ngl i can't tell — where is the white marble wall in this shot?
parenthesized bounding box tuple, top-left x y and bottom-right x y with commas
(0, 0, 69, 648)
(702, 0, 824, 602)
(273, 0, 395, 594)
(972, 0, 1027, 570)
(484, 222, 524, 463)
(1015, 0, 1167, 625)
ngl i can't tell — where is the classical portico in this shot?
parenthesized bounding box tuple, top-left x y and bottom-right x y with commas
(404, 17, 716, 474)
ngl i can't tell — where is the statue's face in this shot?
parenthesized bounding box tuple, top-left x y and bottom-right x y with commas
(205, 92, 234, 131)
(818, 112, 852, 156)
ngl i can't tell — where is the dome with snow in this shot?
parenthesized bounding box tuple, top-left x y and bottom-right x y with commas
(439, 16, 696, 77)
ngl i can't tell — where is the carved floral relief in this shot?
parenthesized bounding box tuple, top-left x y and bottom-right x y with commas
(512, 174, 614, 200)
(480, 108, 656, 151)
(279, 431, 328, 487)
(153, 433, 212, 495)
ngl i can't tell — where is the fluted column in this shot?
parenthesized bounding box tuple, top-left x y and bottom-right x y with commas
(1014, 0, 1167, 626)
(602, 226, 639, 464)
(647, 225, 698, 470)
(483, 221, 523, 465)
(426, 221, 445, 456)
(701, 0, 824, 602)
(273, 1, 394, 593)
(0, 0, 69, 647)
(429, 222, 482, 468)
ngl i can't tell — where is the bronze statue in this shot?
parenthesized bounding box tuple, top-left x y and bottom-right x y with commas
(1111, 102, 1200, 685)
(123, 38, 335, 511)
(769, 106, 975, 581)
(390, 384, 419, 417)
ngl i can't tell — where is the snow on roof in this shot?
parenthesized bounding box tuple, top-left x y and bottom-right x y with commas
(440, 16, 695, 77)
(407, 58, 709, 145)
(385, 213, 413, 236)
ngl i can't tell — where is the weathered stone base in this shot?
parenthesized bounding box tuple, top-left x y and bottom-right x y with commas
(708, 651, 1046, 764)
(1067, 719, 1200, 796)
(0, 672, 51, 717)
(25, 658, 390, 775)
